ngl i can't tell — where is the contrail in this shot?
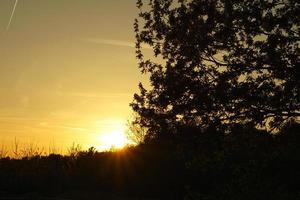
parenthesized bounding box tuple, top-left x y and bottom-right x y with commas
(6, 0, 19, 31)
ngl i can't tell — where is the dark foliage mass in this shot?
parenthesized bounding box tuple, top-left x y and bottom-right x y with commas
(1, 0, 299, 199)
(132, 0, 299, 139)
(0, 123, 300, 199)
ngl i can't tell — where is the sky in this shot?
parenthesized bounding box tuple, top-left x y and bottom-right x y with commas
(0, 0, 147, 152)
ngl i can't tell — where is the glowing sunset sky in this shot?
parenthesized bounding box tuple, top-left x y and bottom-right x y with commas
(0, 0, 146, 151)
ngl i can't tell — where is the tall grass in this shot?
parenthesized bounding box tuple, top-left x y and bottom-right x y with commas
(0, 142, 8, 158)
(0, 138, 85, 159)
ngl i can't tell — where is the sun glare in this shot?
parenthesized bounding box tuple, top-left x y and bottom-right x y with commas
(100, 129, 128, 150)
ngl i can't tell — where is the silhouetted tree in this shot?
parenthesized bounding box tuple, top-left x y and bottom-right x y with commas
(131, 0, 299, 139)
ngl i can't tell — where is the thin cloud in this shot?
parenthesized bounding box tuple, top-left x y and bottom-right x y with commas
(67, 92, 132, 99)
(83, 38, 152, 49)
(0, 116, 43, 122)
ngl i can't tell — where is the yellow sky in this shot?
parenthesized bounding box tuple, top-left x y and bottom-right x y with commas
(0, 0, 147, 152)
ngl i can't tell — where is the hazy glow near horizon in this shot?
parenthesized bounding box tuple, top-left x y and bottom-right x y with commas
(100, 125, 129, 150)
(0, 0, 146, 152)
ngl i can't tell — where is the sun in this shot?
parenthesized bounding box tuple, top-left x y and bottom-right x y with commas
(100, 129, 128, 150)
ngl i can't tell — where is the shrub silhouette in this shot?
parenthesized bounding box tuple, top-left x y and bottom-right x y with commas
(0, 124, 299, 199)
(0, 1, 299, 199)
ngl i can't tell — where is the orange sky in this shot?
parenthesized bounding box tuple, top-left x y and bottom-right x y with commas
(0, 0, 148, 152)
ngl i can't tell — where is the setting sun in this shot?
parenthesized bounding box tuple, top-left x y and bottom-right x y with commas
(0, 0, 297, 199)
(100, 129, 128, 150)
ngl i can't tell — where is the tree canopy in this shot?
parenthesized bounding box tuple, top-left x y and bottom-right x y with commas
(131, 0, 299, 140)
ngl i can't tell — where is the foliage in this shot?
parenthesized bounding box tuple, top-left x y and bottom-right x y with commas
(126, 113, 148, 144)
(131, 0, 300, 140)
(1, 1, 299, 199)
(0, 123, 299, 199)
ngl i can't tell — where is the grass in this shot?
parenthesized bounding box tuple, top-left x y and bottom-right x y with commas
(0, 123, 299, 199)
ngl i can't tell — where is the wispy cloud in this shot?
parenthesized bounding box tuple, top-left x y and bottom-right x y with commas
(84, 38, 135, 48)
(0, 116, 88, 132)
(0, 116, 42, 122)
(66, 92, 132, 99)
(39, 123, 88, 132)
(83, 38, 152, 49)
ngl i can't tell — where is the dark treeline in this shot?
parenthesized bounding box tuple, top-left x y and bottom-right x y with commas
(0, 122, 299, 199)
(1, 0, 299, 199)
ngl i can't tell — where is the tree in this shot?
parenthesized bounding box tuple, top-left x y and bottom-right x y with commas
(131, 0, 299, 140)
(126, 114, 148, 144)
